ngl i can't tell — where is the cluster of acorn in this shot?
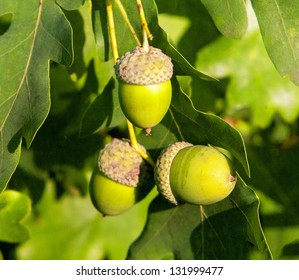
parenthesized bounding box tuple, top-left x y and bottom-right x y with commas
(89, 46, 237, 216)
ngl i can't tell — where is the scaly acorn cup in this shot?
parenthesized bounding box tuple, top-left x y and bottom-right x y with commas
(155, 142, 237, 205)
(115, 46, 173, 133)
(89, 138, 154, 216)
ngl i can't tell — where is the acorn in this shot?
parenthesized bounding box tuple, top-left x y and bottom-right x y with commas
(155, 142, 237, 205)
(89, 138, 153, 216)
(115, 46, 173, 133)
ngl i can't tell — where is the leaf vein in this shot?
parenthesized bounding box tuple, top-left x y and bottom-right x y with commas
(0, 0, 42, 132)
(273, 0, 299, 67)
(133, 207, 178, 258)
(0, 31, 35, 59)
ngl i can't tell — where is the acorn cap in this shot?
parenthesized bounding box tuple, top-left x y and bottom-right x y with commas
(98, 138, 152, 187)
(154, 141, 193, 204)
(115, 46, 173, 85)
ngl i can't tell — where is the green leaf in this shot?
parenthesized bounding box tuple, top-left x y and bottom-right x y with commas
(0, 190, 31, 243)
(91, 0, 109, 62)
(155, 0, 220, 65)
(196, 31, 299, 128)
(79, 78, 126, 136)
(149, 25, 215, 80)
(172, 80, 249, 175)
(0, 0, 73, 191)
(249, 145, 299, 217)
(65, 0, 97, 81)
(248, 144, 299, 259)
(281, 240, 299, 259)
(145, 2, 215, 80)
(200, 0, 248, 39)
(128, 179, 271, 259)
(56, 0, 84, 11)
(251, 0, 299, 85)
(16, 182, 156, 260)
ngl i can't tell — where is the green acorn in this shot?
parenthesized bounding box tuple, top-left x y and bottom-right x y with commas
(89, 138, 153, 216)
(155, 142, 237, 205)
(115, 46, 173, 132)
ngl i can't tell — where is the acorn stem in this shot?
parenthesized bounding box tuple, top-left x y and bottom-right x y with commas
(142, 29, 149, 52)
(127, 120, 155, 167)
(136, 0, 153, 41)
(106, 0, 119, 62)
(107, 0, 155, 168)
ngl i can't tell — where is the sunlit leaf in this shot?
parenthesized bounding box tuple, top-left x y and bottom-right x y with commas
(56, 0, 84, 11)
(0, 190, 31, 243)
(251, 0, 299, 85)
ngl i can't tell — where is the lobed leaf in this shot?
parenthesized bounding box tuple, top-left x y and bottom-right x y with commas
(0, 0, 74, 191)
(0, 190, 31, 243)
